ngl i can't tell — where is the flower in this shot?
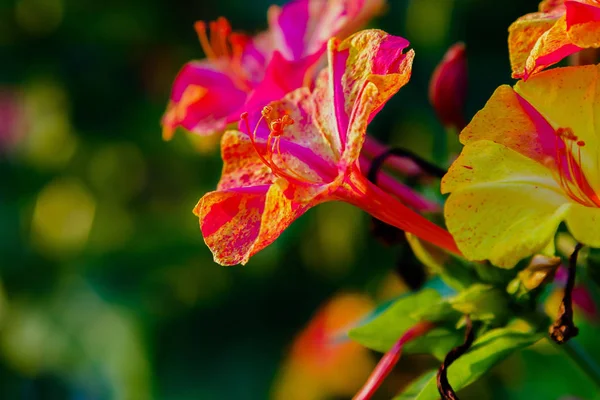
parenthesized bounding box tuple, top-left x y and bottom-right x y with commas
(194, 29, 460, 266)
(162, 0, 384, 140)
(508, 0, 600, 80)
(429, 42, 468, 131)
(270, 292, 376, 400)
(442, 65, 600, 268)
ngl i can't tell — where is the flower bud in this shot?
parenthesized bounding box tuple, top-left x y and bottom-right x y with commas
(429, 42, 468, 132)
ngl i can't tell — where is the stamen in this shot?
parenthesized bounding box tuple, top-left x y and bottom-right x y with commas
(553, 127, 598, 207)
(241, 108, 314, 185)
(194, 21, 217, 60)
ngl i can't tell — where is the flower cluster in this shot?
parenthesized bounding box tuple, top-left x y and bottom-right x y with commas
(164, 0, 600, 398)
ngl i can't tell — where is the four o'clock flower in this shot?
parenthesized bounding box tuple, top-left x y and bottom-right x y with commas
(194, 29, 461, 266)
(162, 0, 384, 140)
(442, 65, 600, 268)
(508, 0, 600, 80)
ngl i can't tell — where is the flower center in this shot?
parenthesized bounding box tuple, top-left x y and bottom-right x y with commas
(195, 18, 251, 90)
(241, 108, 316, 185)
(553, 127, 600, 207)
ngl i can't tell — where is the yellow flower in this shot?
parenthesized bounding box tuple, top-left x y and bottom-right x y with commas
(442, 65, 600, 268)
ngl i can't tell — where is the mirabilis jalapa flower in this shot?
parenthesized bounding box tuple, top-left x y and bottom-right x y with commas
(195, 29, 461, 266)
(162, 0, 384, 139)
(442, 65, 600, 268)
(509, 0, 600, 80)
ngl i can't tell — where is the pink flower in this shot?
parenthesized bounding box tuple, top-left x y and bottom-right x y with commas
(193, 30, 460, 266)
(162, 0, 384, 140)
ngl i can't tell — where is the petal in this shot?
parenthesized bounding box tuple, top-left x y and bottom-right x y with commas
(162, 61, 248, 138)
(196, 179, 327, 266)
(243, 51, 322, 115)
(565, 203, 600, 247)
(196, 188, 268, 266)
(565, 0, 600, 47)
(268, 0, 384, 61)
(522, 16, 582, 79)
(459, 85, 558, 167)
(508, 9, 563, 79)
(314, 30, 414, 159)
(218, 130, 275, 191)
(443, 140, 571, 268)
(239, 88, 339, 184)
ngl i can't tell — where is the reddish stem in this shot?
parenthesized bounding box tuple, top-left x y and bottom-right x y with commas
(359, 156, 441, 213)
(363, 136, 423, 177)
(353, 321, 436, 400)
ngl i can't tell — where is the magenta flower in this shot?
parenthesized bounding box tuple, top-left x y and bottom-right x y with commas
(193, 30, 460, 266)
(162, 0, 384, 140)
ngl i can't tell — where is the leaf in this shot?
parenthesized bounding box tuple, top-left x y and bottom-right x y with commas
(349, 289, 463, 360)
(393, 370, 437, 400)
(449, 283, 509, 323)
(400, 327, 543, 399)
(406, 233, 478, 291)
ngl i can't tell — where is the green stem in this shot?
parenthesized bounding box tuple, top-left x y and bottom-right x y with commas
(558, 339, 600, 390)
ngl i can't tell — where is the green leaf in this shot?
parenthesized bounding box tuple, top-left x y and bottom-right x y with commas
(393, 370, 437, 400)
(349, 289, 462, 360)
(449, 283, 509, 323)
(399, 327, 543, 399)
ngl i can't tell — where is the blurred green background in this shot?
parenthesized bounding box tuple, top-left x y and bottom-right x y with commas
(2, 0, 600, 398)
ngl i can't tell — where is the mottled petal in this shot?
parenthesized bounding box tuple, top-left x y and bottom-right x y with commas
(240, 88, 338, 185)
(522, 16, 582, 80)
(196, 179, 328, 265)
(565, 0, 600, 47)
(218, 130, 275, 191)
(162, 61, 247, 138)
(314, 30, 414, 160)
(508, 9, 563, 79)
(443, 140, 571, 268)
(195, 188, 268, 266)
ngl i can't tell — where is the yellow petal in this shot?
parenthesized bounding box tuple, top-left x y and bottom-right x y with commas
(459, 85, 555, 166)
(565, 203, 600, 247)
(443, 140, 571, 268)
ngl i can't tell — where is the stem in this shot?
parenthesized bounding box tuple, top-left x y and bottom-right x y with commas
(362, 136, 423, 177)
(367, 147, 447, 180)
(341, 169, 461, 256)
(359, 156, 441, 213)
(437, 316, 475, 400)
(550, 243, 582, 344)
(559, 340, 600, 390)
(353, 321, 435, 400)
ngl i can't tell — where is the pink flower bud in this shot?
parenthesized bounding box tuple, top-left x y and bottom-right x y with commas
(429, 42, 468, 132)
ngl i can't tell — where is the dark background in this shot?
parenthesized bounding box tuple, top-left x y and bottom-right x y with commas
(2, 0, 600, 398)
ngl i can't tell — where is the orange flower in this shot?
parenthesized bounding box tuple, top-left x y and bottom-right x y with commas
(509, 0, 600, 80)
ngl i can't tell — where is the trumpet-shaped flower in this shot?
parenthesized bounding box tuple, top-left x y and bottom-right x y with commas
(509, 0, 600, 80)
(194, 30, 460, 266)
(442, 65, 600, 268)
(162, 0, 384, 139)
